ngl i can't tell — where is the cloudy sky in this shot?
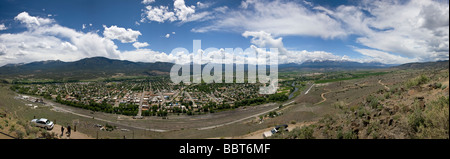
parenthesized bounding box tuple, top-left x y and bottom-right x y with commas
(0, 0, 448, 66)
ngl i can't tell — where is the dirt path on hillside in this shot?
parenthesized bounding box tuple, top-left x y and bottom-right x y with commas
(315, 89, 331, 105)
(378, 79, 390, 90)
(314, 82, 370, 105)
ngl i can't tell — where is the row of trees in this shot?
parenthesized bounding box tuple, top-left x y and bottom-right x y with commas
(235, 93, 288, 107)
(56, 95, 139, 116)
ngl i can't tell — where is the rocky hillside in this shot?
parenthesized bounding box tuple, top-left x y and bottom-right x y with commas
(272, 69, 449, 139)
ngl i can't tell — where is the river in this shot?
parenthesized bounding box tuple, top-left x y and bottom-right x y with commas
(288, 82, 299, 99)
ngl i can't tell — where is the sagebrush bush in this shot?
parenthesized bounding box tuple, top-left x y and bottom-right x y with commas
(294, 125, 315, 139)
(408, 102, 425, 133)
(409, 96, 449, 139)
(8, 124, 16, 133)
(416, 96, 449, 139)
(405, 74, 429, 88)
(15, 130, 24, 139)
(366, 95, 380, 109)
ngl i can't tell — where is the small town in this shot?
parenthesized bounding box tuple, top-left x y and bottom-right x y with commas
(10, 77, 291, 117)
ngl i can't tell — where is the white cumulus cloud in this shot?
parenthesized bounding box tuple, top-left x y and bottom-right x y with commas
(353, 48, 418, 64)
(141, 0, 211, 23)
(0, 12, 178, 66)
(141, 0, 155, 5)
(193, 0, 449, 63)
(242, 30, 353, 64)
(14, 11, 54, 27)
(103, 25, 142, 43)
(0, 24, 7, 31)
(0, 12, 121, 66)
(141, 5, 177, 23)
(193, 0, 346, 39)
(132, 42, 149, 49)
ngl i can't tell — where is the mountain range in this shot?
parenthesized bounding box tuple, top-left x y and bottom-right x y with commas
(278, 60, 396, 71)
(0, 57, 173, 80)
(0, 56, 447, 81)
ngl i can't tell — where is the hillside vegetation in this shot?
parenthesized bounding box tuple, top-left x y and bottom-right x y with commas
(272, 69, 449, 139)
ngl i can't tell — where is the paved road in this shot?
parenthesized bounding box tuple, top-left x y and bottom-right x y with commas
(184, 91, 197, 107)
(305, 83, 315, 95)
(136, 87, 145, 117)
(50, 104, 168, 132)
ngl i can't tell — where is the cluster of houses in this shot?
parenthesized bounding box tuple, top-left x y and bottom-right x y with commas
(14, 79, 278, 115)
(17, 94, 45, 104)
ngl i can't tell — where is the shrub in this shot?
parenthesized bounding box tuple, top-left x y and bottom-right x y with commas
(357, 107, 368, 118)
(40, 131, 58, 139)
(333, 101, 346, 110)
(273, 125, 316, 139)
(366, 95, 379, 109)
(15, 130, 24, 139)
(24, 125, 31, 135)
(268, 111, 278, 118)
(414, 96, 449, 139)
(367, 122, 380, 138)
(295, 126, 315, 139)
(408, 104, 425, 133)
(384, 92, 391, 99)
(30, 127, 39, 135)
(343, 130, 357, 139)
(435, 83, 442, 89)
(9, 124, 16, 133)
(371, 131, 379, 139)
(104, 123, 115, 131)
(405, 74, 429, 88)
(16, 120, 26, 127)
(319, 114, 335, 129)
(336, 129, 343, 139)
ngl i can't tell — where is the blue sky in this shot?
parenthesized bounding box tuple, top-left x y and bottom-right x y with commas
(0, 0, 448, 66)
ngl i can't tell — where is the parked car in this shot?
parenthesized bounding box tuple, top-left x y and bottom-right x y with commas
(31, 118, 54, 130)
(275, 124, 289, 132)
(263, 124, 289, 138)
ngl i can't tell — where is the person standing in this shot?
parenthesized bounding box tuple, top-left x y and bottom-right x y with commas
(60, 126, 65, 137)
(67, 125, 71, 137)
